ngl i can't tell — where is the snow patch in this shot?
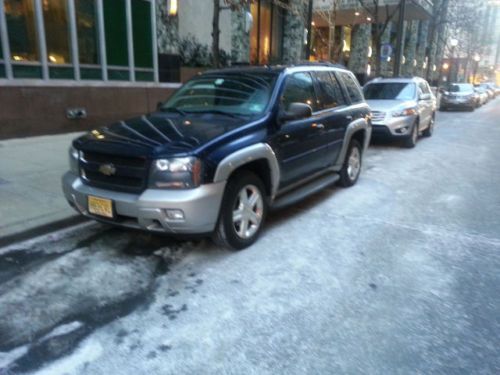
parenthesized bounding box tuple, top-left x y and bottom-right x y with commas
(39, 321, 84, 342)
(29, 339, 103, 375)
(0, 345, 29, 370)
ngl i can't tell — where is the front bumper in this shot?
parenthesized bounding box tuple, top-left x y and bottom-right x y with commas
(371, 115, 416, 138)
(441, 97, 475, 109)
(62, 172, 226, 234)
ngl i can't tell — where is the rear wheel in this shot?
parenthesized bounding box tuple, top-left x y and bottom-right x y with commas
(338, 139, 362, 187)
(212, 172, 267, 250)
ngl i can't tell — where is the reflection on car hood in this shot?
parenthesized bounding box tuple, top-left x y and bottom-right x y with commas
(74, 112, 254, 158)
(366, 99, 417, 112)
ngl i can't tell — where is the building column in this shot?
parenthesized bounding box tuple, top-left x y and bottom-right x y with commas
(403, 21, 418, 76)
(231, 8, 250, 64)
(415, 21, 429, 77)
(156, 0, 179, 55)
(282, 0, 307, 64)
(348, 23, 371, 83)
(380, 22, 392, 77)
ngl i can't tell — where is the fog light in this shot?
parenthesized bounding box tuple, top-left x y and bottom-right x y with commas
(397, 127, 409, 134)
(165, 209, 185, 221)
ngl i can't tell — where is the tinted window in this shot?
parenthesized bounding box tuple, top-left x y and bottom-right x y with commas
(314, 71, 346, 109)
(338, 72, 364, 103)
(162, 72, 278, 115)
(448, 83, 474, 93)
(363, 82, 416, 100)
(281, 72, 319, 111)
(418, 82, 430, 94)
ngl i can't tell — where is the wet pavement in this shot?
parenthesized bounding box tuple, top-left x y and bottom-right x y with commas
(1, 101, 500, 374)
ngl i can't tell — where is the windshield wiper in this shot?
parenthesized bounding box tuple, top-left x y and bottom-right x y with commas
(160, 107, 187, 116)
(188, 109, 244, 118)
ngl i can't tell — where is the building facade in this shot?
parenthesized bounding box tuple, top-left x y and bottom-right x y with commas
(0, 0, 312, 139)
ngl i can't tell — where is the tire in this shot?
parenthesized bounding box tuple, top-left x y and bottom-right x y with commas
(403, 121, 418, 148)
(212, 172, 268, 250)
(338, 139, 362, 188)
(423, 114, 435, 137)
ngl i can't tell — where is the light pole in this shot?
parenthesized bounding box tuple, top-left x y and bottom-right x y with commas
(473, 53, 481, 84)
(448, 38, 458, 83)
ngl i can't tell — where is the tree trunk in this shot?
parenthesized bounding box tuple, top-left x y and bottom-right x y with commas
(212, 0, 221, 68)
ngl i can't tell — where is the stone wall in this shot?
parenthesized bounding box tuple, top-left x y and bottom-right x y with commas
(0, 85, 178, 140)
(282, 0, 308, 64)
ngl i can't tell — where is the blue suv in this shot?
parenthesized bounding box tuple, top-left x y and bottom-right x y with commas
(63, 64, 372, 249)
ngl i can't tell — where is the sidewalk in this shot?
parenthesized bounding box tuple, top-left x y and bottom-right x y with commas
(0, 132, 86, 244)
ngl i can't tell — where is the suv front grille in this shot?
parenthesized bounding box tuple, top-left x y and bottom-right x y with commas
(371, 111, 386, 122)
(79, 151, 149, 193)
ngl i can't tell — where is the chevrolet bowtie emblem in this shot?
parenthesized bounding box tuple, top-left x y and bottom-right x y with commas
(99, 163, 116, 176)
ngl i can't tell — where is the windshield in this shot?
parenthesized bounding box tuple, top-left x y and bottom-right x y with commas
(448, 83, 473, 92)
(161, 72, 278, 116)
(363, 82, 416, 100)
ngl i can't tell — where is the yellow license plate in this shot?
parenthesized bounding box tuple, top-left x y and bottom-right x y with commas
(88, 196, 113, 218)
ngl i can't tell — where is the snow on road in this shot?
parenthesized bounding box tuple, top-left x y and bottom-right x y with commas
(1, 102, 500, 374)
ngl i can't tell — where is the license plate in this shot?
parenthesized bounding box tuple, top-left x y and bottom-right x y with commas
(88, 196, 113, 218)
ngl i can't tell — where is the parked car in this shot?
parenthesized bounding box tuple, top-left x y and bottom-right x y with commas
(479, 82, 497, 99)
(62, 64, 372, 249)
(440, 83, 478, 111)
(363, 77, 436, 148)
(474, 85, 489, 105)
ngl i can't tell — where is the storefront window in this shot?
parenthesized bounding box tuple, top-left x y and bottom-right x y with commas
(103, 0, 127, 67)
(76, 0, 99, 65)
(250, 0, 284, 65)
(132, 0, 152, 69)
(43, 0, 71, 64)
(5, 0, 39, 62)
(270, 4, 283, 63)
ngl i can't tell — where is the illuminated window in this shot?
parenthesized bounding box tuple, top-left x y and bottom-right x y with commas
(43, 0, 71, 64)
(5, 0, 39, 62)
(250, 0, 284, 65)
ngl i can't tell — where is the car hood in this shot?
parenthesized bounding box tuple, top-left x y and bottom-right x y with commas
(74, 112, 259, 158)
(366, 99, 417, 112)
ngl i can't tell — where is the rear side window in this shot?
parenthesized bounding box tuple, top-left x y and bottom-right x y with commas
(281, 72, 319, 111)
(313, 71, 346, 109)
(418, 82, 430, 94)
(338, 72, 364, 104)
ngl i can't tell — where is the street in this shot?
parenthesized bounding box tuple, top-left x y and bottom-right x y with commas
(1, 102, 500, 374)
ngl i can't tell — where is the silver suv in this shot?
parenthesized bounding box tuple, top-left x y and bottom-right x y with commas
(363, 77, 436, 148)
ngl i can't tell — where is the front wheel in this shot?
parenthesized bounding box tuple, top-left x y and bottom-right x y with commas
(212, 172, 267, 250)
(403, 122, 418, 148)
(423, 115, 435, 137)
(338, 139, 362, 187)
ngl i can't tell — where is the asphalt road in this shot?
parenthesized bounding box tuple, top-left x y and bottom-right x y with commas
(1, 100, 499, 375)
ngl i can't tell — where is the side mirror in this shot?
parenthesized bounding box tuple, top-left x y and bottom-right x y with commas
(438, 88, 445, 94)
(419, 93, 431, 101)
(280, 102, 313, 122)
(156, 101, 163, 110)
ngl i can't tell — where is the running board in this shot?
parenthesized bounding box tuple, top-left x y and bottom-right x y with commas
(271, 172, 339, 210)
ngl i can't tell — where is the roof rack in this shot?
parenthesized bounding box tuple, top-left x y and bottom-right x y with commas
(291, 61, 347, 69)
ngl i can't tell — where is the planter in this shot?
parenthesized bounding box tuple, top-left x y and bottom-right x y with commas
(180, 67, 208, 82)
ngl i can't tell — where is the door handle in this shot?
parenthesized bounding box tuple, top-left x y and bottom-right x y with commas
(346, 115, 353, 121)
(312, 123, 325, 130)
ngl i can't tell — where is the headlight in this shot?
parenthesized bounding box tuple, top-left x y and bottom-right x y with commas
(149, 157, 202, 189)
(392, 108, 417, 117)
(69, 145, 79, 174)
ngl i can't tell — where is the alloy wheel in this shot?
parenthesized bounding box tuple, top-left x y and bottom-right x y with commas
(232, 185, 264, 239)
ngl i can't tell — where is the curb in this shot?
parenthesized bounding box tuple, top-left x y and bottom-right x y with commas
(0, 215, 88, 248)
